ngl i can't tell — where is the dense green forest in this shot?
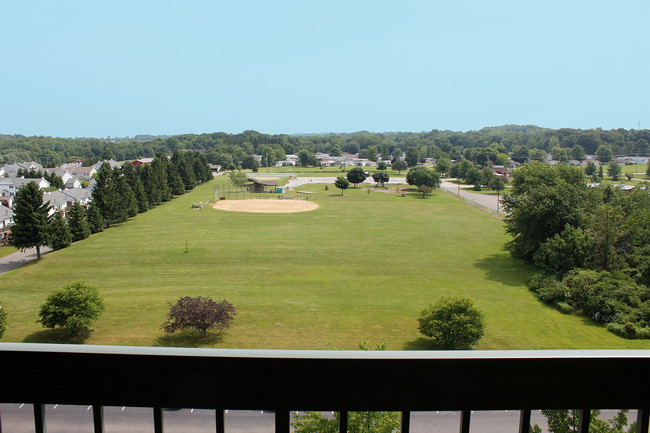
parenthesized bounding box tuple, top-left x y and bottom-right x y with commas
(2, 126, 649, 167)
(503, 163, 650, 339)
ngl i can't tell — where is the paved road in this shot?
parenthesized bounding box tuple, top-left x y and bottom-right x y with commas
(440, 180, 501, 213)
(0, 246, 52, 275)
(283, 176, 406, 190)
(1, 404, 563, 433)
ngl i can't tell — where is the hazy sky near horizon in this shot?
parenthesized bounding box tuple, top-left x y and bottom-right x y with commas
(2, 0, 649, 138)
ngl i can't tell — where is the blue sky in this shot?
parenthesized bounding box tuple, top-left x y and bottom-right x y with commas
(1, 0, 649, 137)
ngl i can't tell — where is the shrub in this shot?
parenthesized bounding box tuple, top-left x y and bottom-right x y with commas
(38, 281, 104, 336)
(0, 304, 7, 339)
(417, 296, 485, 349)
(555, 302, 573, 314)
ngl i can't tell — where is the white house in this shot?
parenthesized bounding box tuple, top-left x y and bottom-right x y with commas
(62, 188, 92, 207)
(43, 168, 75, 185)
(0, 205, 14, 231)
(43, 191, 69, 216)
(64, 177, 83, 189)
(0, 177, 51, 197)
(70, 166, 97, 182)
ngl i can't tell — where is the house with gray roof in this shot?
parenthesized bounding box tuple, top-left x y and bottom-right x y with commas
(0, 177, 51, 197)
(62, 188, 91, 207)
(0, 205, 14, 239)
(70, 166, 97, 181)
(93, 159, 122, 170)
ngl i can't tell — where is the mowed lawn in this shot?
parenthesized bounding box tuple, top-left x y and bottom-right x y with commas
(2, 179, 650, 350)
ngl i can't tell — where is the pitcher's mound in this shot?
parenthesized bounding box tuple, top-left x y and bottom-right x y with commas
(212, 199, 319, 213)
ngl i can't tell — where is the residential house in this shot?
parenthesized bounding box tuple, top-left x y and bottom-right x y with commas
(132, 158, 154, 166)
(42, 190, 70, 216)
(64, 177, 83, 189)
(70, 166, 97, 182)
(0, 205, 14, 241)
(0, 195, 13, 209)
(62, 188, 92, 207)
(93, 159, 122, 170)
(0, 177, 51, 197)
(43, 168, 75, 185)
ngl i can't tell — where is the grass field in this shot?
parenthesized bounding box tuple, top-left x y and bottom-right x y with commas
(1, 177, 650, 350)
(0, 245, 18, 259)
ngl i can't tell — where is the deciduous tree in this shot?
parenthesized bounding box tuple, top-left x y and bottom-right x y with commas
(346, 167, 367, 187)
(607, 161, 621, 181)
(392, 160, 407, 174)
(229, 171, 249, 191)
(334, 177, 349, 195)
(371, 171, 390, 186)
(418, 296, 485, 349)
(38, 281, 104, 336)
(161, 296, 236, 338)
(406, 167, 440, 189)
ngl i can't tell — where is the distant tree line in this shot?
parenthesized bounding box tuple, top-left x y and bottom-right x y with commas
(502, 162, 650, 339)
(2, 126, 648, 169)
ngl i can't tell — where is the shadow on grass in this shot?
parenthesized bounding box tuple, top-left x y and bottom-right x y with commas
(402, 338, 462, 350)
(473, 253, 534, 287)
(153, 330, 224, 348)
(23, 328, 91, 344)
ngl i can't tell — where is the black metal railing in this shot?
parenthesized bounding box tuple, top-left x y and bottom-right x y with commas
(1, 343, 649, 433)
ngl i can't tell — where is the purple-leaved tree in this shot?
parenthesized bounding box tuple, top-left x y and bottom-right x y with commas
(161, 296, 236, 338)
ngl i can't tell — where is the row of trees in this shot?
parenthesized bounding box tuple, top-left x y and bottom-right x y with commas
(1, 281, 235, 341)
(2, 126, 648, 171)
(502, 163, 650, 338)
(15, 167, 67, 189)
(11, 152, 212, 257)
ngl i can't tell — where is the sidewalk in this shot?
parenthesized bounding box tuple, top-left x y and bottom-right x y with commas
(0, 246, 52, 275)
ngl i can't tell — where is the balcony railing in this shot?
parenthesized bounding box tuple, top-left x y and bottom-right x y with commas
(1, 343, 649, 433)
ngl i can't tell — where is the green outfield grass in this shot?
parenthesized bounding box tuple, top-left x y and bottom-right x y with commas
(1, 177, 649, 350)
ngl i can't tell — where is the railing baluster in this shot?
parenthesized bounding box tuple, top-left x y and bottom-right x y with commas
(637, 409, 650, 433)
(92, 405, 104, 433)
(275, 410, 290, 433)
(153, 407, 164, 433)
(519, 409, 531, 433)
(459, 410, 471, 433)
(577, 409, 591, 433)
(401, 411, 410, 433)
(33, 403, 46, 433)
(216, 409, 225, 433)
(339, 410, 348, 433)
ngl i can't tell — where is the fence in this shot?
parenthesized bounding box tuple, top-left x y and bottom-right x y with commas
(2, 344, 650, 433)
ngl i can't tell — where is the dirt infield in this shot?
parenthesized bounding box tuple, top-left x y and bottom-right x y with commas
(212, 199, 319, 213)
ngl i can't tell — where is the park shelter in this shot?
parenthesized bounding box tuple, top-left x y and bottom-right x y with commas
(248, 178, 278, 193)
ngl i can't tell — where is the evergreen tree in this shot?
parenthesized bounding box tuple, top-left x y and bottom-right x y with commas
(68, 202, 90, 242)
(171, 169, 185, 196)
(48, 211, 72, 250)
(123, 164, 148, 213)
(86, 203, 104, 234)
(113, 169, 138, 218)
(193, 153, 212, 182)
(172, 151, 196, 190)
(11, 182, 52, 259)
